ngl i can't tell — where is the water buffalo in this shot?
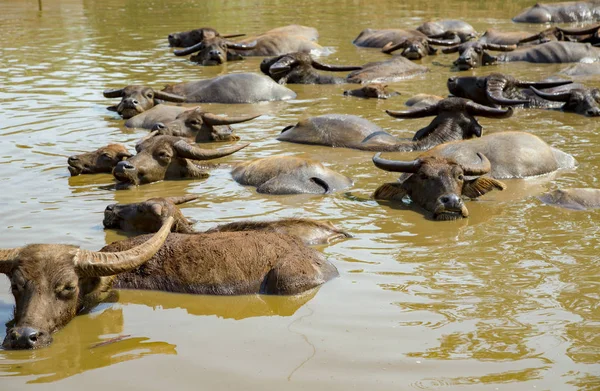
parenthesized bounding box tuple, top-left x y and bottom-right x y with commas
(0, 217, 339, 349)
(124, 105, 188, 129)
(104, 196, 351, 244)
(231, 156, 352, 194)
(112, 135, 248, 188)
(150, 107, 260, 142)
(104, 73, 296, 118)
(173, 36, 258, 65)
(513, 1, 600, 23)
(559, 62, 600, 77)
(103, 196, 199, 234)
(416, 20, 477, 42)
(447, 73, 573, 108)
(277, 98, 512, 151)
(404, 94, 444, 108)
(346, 56, 429, 84)
(530, 86, 600, 116)
(538, 188, 600, 210)
(260, 52, 362, 84)
(167, 27, 244, 47)
(343, 83, 400, 99)
(67, 144, 132, 176)
(517, 24, 600, 46)
(444, 41, 600, 70)
(372, 131, 577, 220)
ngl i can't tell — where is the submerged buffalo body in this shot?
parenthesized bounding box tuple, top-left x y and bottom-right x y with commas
(416, 20, 477, 42)
(124, 105, 188, 129)
(278, 99, 511, 151)
(231, 156, 352, 195)
(346, 56, 428, 84)
(538, 188, 600, 210)
(0, 218, 338, 349)
(260, 52, 362, 84)
(513, 1, 600, 23)
(373, 132, 577, 220)
(67, 144, 132, 176)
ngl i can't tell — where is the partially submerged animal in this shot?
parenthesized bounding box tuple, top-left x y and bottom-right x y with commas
(173, 36, 258, 66)
(231, 156, 352, 194)
(346, 56, 429, 84)
(67, 144, 132, 176)
(537, 188, 600, 210)
(112, 135, 248, 188)
(513, 1, 600, 23)
(124, 105, 188, 129)
(0, 217, 339, 349)
(416, 20, 477, 42)
(104, 73, 296, 118)
(277, 98, 512, 151)
(373, 131, 577, 220)
(167, 27, 244, 47)
(343, 84, 400, 99)
(260, 52, 362, 84)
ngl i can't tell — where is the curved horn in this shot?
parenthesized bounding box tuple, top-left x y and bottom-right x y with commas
(466, 101, 514, 118)
(514, 79, 572, 89)
(486, 76, 529, 106)
(529, 87, 572, 102)
(174, 41, 203, 56)
(382, 40, 407, 54)
(386, 104, 439, 119)
(222, 33, 246, 39)
(441, 45, 460, 54)
(558, 24, 600, 36)
(311, 60, 362, 72)
(482, 43, 517, 52)
(173, 140, 249, 161)
(461, 153, 491, 176)
(426, 37, 460, 46)
(103, 88, 124, 98)
(372, 153, 421, 173)
(75, 216, 174, 277)
(518, 32, 545, 44)
(0, 248, 20, 274)
(154, 90, 186, 103)
(165, 195, 199, 205)
(201, 113, 260, 126)
(225, 40, 257, 50)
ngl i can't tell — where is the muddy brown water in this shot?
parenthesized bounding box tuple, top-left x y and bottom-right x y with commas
(1, 0, 599, 389)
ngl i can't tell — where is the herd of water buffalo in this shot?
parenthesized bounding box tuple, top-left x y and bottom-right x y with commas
(2, 1, 600, 350)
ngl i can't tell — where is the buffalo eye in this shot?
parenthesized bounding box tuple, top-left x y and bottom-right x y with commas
(57, 284, 77, 299)
(190, 120, 200, 126)
(474, 47, 481, 53)
(146, 92, 154, 99)
(157, 151, 171, 162)
(457, 174, 464, 181)
(100, 153, 112, 160)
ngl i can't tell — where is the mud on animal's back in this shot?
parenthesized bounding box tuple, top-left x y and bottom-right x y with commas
(500, 42, 600, 63)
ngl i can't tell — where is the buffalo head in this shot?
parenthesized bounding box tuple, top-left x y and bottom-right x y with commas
(0, 217, 174, 349)
(173, 36, 257, 65)
(382, 36, 459, 60)
(343, 83, 400, 99)
(260, 52, 362, 84)
(104, 196, 198, 233)
(112, 135, 248, 188)
(442, 42, 516, 70)
(103, 86, 185, 119)
(168, 27, 245, 47)
(67, 144, 132, 176)
(530, 87, 600, 117)
(373, 153, 506, 220)
(151, 107, 260, 142)
(447, 74, 573, 107)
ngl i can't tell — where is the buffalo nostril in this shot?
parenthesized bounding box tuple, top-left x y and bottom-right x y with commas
(441, 196, 450, 204)
(122, 162, 135, 170)
(448, 76, 457, 82)
(106, 204, 115, 211)
(587, 109, 600, 116)
(156, 123, 166, 130)
(68, 156, 79, 162)
(168, 34, 174, 39)
(132, 100, 139, 105)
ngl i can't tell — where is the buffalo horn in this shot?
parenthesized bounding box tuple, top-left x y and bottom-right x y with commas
(103, 88, 124, 98)
(558, 24, 600, 36)
(382, 40, 407, 54)
(173, 140, 249, 161)
(174, 41, 203, 56)
(483, 43, 517, 52)
(135, 130, 159, 152)
(514, 80, 572, 89)
(226, 41, 257, 50)
(311, 60, 362, 72)
(202, 113, 261, 126)
(165, 195, 199, 205)
(461, 153, 491, 176)
(154, 90, 186, 103)
(222, 33, 246, 39)
(441, 45, 460, 54)
(466, 101, 514, 118)
(426, 37, 460, 46)
(486, 76, 529, 106)
(0, 249, 20, 274)
(386, 104, 438, 119)
(74, 216, 174, 277)
(529, 87, 572, 102)
(372, 153, 421, 173)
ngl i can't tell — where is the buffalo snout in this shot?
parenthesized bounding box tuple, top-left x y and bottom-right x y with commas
(3, 326, 52, 350)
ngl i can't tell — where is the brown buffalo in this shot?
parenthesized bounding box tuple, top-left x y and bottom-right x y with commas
(168, 27, 244, 47)
(67, 144, 132, 176)
(103, 86, 185, 119)
(112, 135, 248, 188)
(538, 188, 600, 210)
(174, 36, 257, 65)
(231, 156, 352, 194)
(1, 217, 339, 349)
(103, 196, 198, 234)
(151, 107, 261, 142)
(343, 83, 400, 99)
(373, 131, 577, 220)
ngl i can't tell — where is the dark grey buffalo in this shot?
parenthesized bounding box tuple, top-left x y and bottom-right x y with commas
(168, 27, 244, 47)
(513, 1, 600, 23)
(174, 36, 257, 65)
(112, 135, 248, 188)
(124, 105, 188, 129)
(530, 86, 600, 116)
(373, 131, 577, 220)
(346, 56, 429, 84)
(538, 188, 600, 210)
(444, 41, 600, 70)
(277, 98, 512, 151)
(104, 73, 296, 118)
(231, 156, 352, 195)
(416, 20, 477, 42)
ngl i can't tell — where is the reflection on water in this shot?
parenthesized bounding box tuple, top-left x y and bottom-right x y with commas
(1, 0, 599, 389)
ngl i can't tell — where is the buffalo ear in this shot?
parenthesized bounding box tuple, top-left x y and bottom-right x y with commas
(373, 182, 408, 201)
(462, 177, 506, 199)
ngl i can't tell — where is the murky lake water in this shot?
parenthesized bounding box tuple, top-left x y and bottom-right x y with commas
(1, 0, 599, 389)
